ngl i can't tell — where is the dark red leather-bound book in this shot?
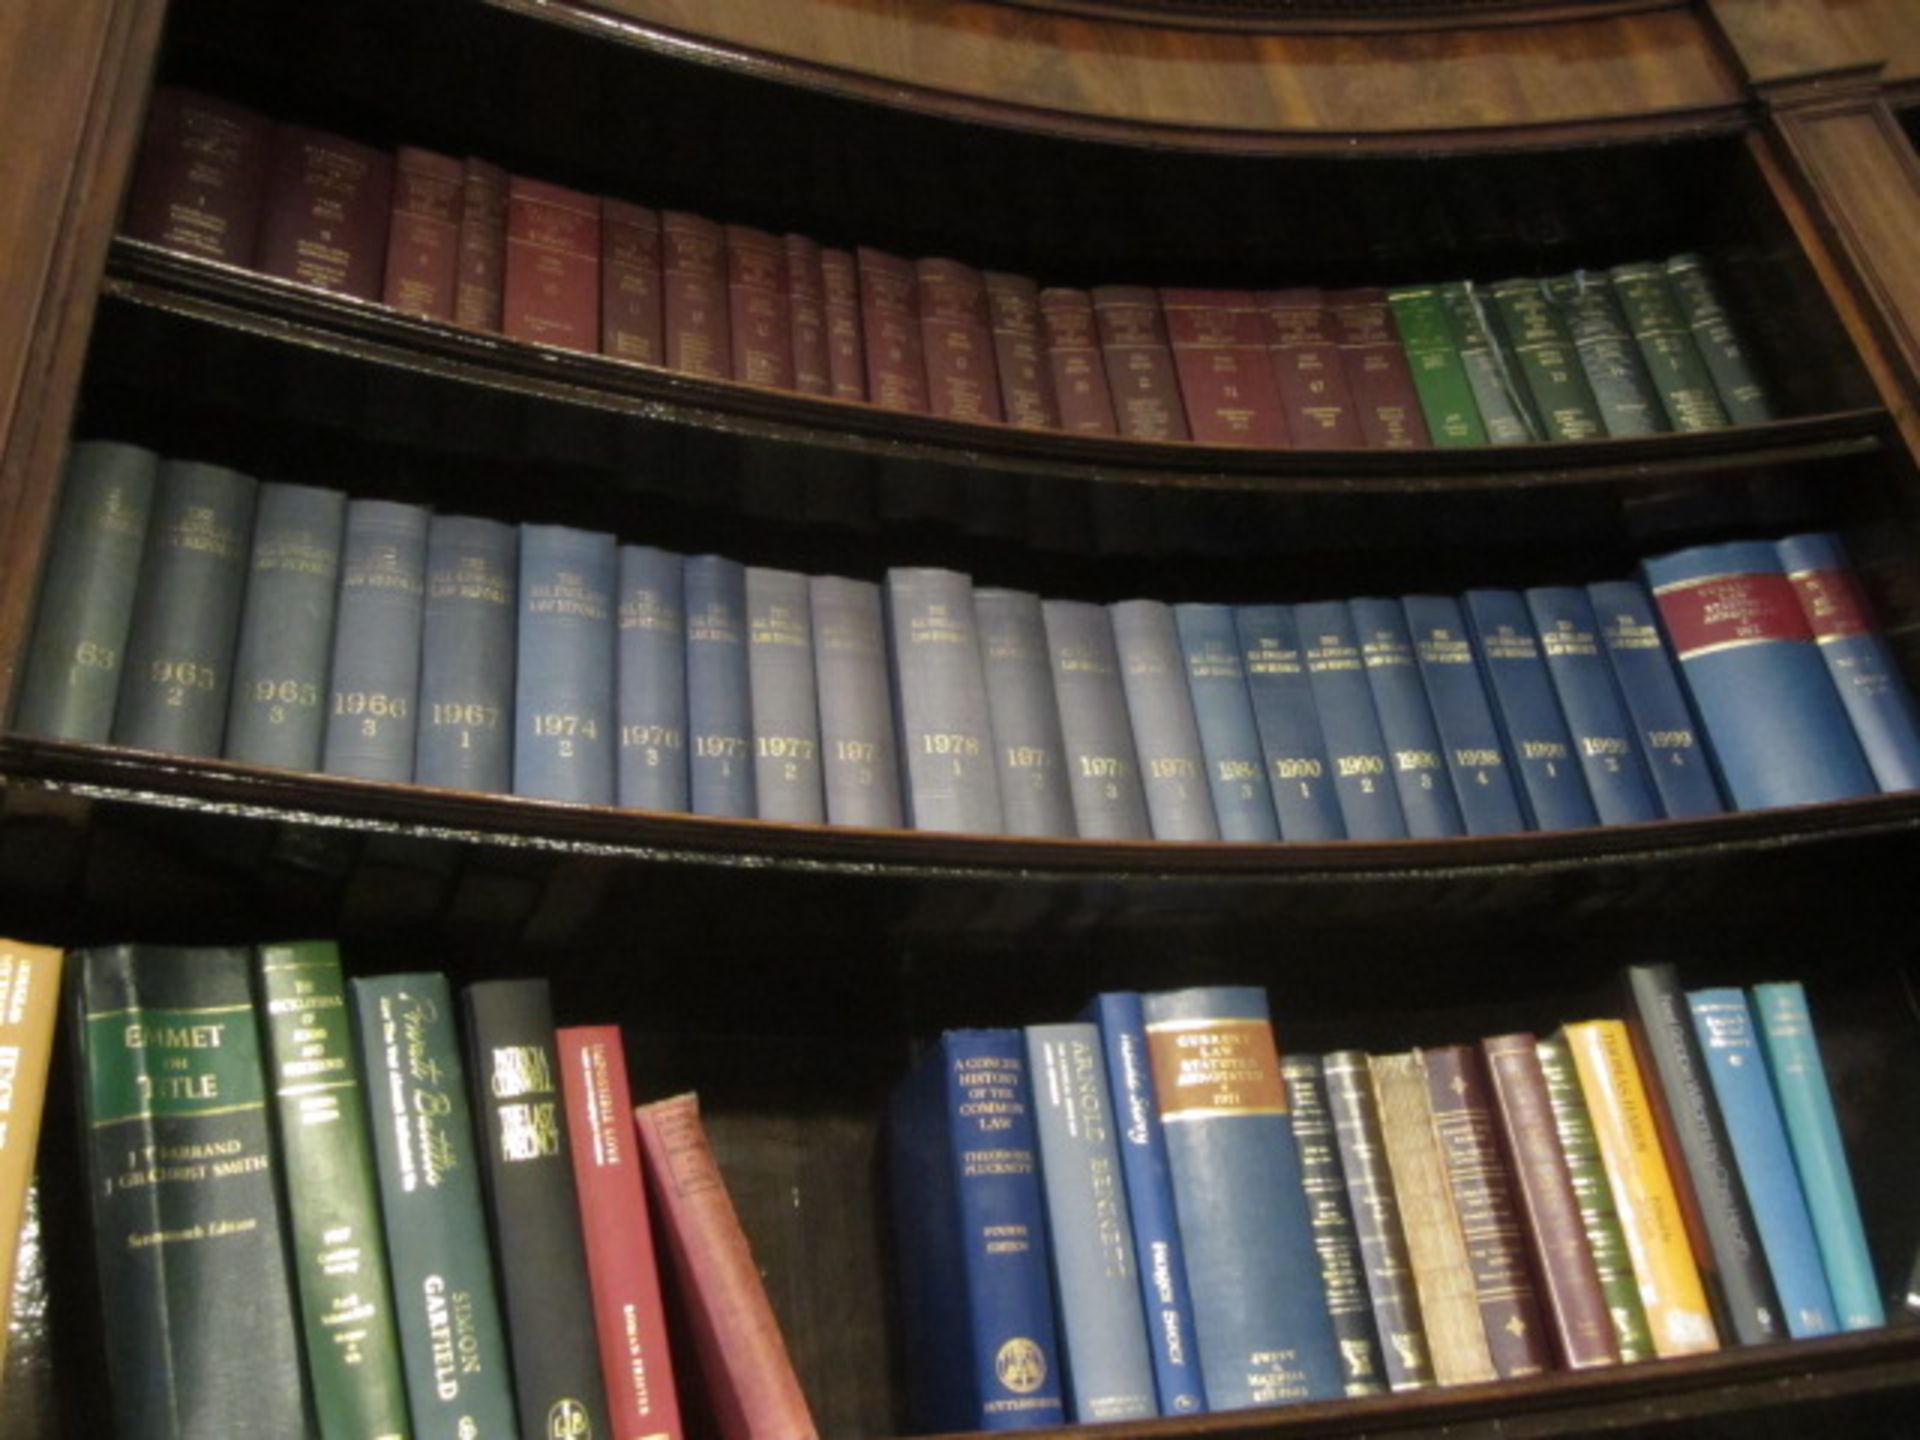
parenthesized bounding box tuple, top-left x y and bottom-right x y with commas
(453, 156, 507, 331)
(1161, 288, 1292, 447)
(1091, 285, 1191, 441)
(663, 210, 732, 379)
(381, 146, 462, 320)
(915, 258, 1004, 424)
(985, 272, 1061, 430)
(602, 198, 664, 366)
(123, 87, 270, 265)
(726, 224, 795, 391)
(503, 175, 600, 352)
(786, 234, 832, 397)
(1260, 289, 1366, 447)
(255, 124, 393, 300)
(1328, 287, 1432, 448)
(1039, 288, 1119, 436)
(820, 248, 867, 402)
(858, 247, 930, 414)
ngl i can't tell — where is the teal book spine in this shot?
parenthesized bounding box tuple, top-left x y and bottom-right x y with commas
(1610, 261, 1731, 432)
(322, 500, 429, 782)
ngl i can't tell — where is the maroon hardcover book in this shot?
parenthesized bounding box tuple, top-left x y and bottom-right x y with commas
(254, 124, 393, 300)
(786, 234, 832, 397)
(984, 272, 1061, 430)
(123, 87, 270, 265)
(726, 224, 795, 391)
(663, 211, 731, 380)
(1260, 288, 1366, 448)
(915, 258, 1004, 424)
(1038, 288, 1119, 436)
(820, 248, 867, 402)
(857, 247, 930, 414)
(381, 146, 463, 320)
(602, 198, 664, 366)
(1091, 285, 1191, 441)
(1329, 287, 1432, 448)
(454, 156, 507, 331)
(503, 175, 600, 352)
(1161, 288, 1292, 448)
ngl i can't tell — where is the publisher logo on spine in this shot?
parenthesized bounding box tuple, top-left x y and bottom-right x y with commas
(995, 1337, 1047, 1394)
(548, 1398, 591, 1438)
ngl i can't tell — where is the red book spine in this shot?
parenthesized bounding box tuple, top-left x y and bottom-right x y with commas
(559, 1028, 685, 1440)
(1260, 288, 1366, 447)
(123, 86, 269, 265)
(254, 124, 393, 300)
(603, 198, 664, 366)
(1161, 288, 1292, 447)
(786, 234, 832, 397)
(454, 156, 507, 331)
(504, 176, 600, 353)
(820, 248, 867, 402)
(985, 272, 1061, 430)
(1039, 287, 1119, 435)
(635, 1095, 819, 1440)
(664, 211, 732, 379)
(727, 225, 796, 391)
(857, 247, 930, 414)
(1091, 284, 1191, 441)
(915, 257, 1004, 424)
(1329, 287, 1432, 448)
(381, 146, 463, 320)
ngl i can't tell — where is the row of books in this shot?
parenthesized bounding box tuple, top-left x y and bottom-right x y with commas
(19, 441, 1920, 837)
(893, 970, 1883, 1431)
(125, 88, 1775, 451)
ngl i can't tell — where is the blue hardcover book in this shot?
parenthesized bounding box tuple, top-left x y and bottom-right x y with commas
(810, 575, 904, 829)
(616, 545, 689, 813)
(1141, 987, 1343, 1410)
(1350, 597, 1465, 838)
(415, 515, 516, 793)
(1589, 578, 1726, 820)
(885, 568, 1003, 835)
(1752, 982, 1885, 1331)
(1403, 594, 1526, 835)
(746, 567, 825, 824)
(321, 498, 427, 782)
(1296, 599, 1408, 839)
(1525, 585, 1664, 824)
(890, 1031, 1066, 1432)
(1643, 541, 1876, 809)
(1233, 605, 1345, 842)
(685, 554, 757, 818)
(1462, 589, 1598, 830)
(1688, 988, 1838, 1339)
(1088, 992, 1207, 1416)
(1777, 532, 1920, 793)
(976, 589, 1075, 838)
(1174, 603, 1280, 842)
(1043, 599, 1151, 840)
(1026, 1024, 1159, 1423)
(1111, 599, 1220, 841)
(514, 524, 616, 804)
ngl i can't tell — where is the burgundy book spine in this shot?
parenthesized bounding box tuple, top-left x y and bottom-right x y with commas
(1482, 1034, 1620, 1371)
(726, 224, 796, 391)
(915, 257, 1004, 424)
(1161, 288, 1292, 448)
(1038, 287, 1119, 436)
(1261, 288, 1366, 448)
(454, 156, 507, 331)
(602, 198, 664, 366)
(786, 234, 833, 397)
(254, 124, 393, 300)
(123, 87, 269, 265)
(820, 248, 867, 402)
(1091, 284, 1191, 441)
(1329, 287, 1432, 448)
(503, 175, 600, 353)
(857, 247, 930, 414)
(985, 272, 1061, 430)
(663, 210, 732, 379)
(381, 145, 463, 320)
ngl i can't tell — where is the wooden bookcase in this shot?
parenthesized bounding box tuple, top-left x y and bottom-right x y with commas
(6, 0, 1920, 1436)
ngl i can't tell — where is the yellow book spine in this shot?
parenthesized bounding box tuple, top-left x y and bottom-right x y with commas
(0, 939, 63, 1372)
(1564, 1019, 1719, 1358)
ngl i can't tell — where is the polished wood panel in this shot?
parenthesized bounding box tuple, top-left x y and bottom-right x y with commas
(1706, 0, 1920, 86)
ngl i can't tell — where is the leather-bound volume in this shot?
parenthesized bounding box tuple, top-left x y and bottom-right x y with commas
(382, 145, 463, 320)
(504, 176, 600, 353)
(786, 234, 833, 396)
(124, 87, 269, 265)
(726, 224, 795, 390)
(1039, 287, 1120, 435)
(1261, 289, 1365, 447)
(255, 123, 393, 300)
(858, 246, 930, 413)
(603, 198, 664, 366)
(664, 210, 732, 379)
(916, 257, 1004, 423)
(1161, 288, 1291, 447)
(454, 156, 507, 331)
(1328, 287, 1432, 448)
(985, 271, 1061, 430)
(819, 247, 867, 401)
(1091, 285, 1190, 441)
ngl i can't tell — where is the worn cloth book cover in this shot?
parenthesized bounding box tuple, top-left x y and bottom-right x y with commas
(1485, 277, 1606, 442)
(453, 156, 508, 331)
(1664, 253, 1775, 426)
(1160, 289, 1290, 447)
(255, 123, 393, 300)
(810, 575, 905, 829)
(664, 210, 733, 379)
(1174, 602, 1281, 841)
(321, 499, 428, 782)
(1092, 286, 1191, 442)
(1112, 599, 1221, 841)
(1234, 604, 1346, 841)
(383, 145, 463, 320)
(918, 258, 1005, 424)
(1297, 599, 1409, 839)
(1461, 589, 1599, 831)
(1543, 272, 1668, 438)
(1327, 288, 1431, 449)
(1526, 585, 1664, 825)
(1610, 261, 1732, 432)
(416, 514, 517, 793)
(886, 567, 1003, 835)
(1437, 282, 1538, 444)
(1387, 286, 1488, 447)
(504, 175, 600, 353)
(1404, 594, 1527, 835)
(975, 588, 1075, 838)
(618, 545, 691, 813)
(603, 198, 665, 367)
(727, 224, 796, 391)
(1588, 578, 1727, 820)
(1351, 597, 1466, 838)
(1259, 289, 1366, 447)
(819, 247, 868, 402)
(1042, 598, 1151, 840)
(685, 554, 758, 819)
(516, 525, 617, 804)
(124, 86, 270, 265)
(859, 247, 932, 414)
(1038, 288, 1120, 436)
(985, 272, 1062, 430)
(745, 566, 826, 824)
(0, 941, 60, 1376)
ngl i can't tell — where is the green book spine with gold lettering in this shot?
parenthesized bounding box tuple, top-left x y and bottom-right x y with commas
(1663, 253, 1775, 426)
(1487, 277, 1606, 442)
(1437, 282, 1539, 445)
(1388, 286, 1488, 447)
(1609, 261, 1731, 432)
(1543, 273, 1670, 439)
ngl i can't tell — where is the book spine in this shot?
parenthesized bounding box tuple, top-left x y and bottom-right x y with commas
(1233, 605, 1346, 841)
(1174, 602, 1280, 841)
(685, 554, 757, 819)
(1259, 289, 1365, 447)
(886, 568, 1003, 835)
(515, 525, 616, 803)
(113, 459, 256, 757)
(1387, 286, 1488, 446)
(256, 124, 392, 299)
(258, 941, 411, 1438)
(1543, 273, 1669, 438)
(463, 980, 612, 1437)
(617, 546, 690, 813)
(124, 86, 269, 264)
(975, 589, 1075, 837)
(225, 482, 345, 771)
(1526, 585, 1663, 824)
(1611, 261, 1733, 431)
(1588, 579, 1726, 820)
(504, 177, 599, 353)
(1143, 988, 1344, 1408)
(416, 515, 517, 793)
(1039, 288, 1120, 436)
(1043, 598, 1151, 840)
(859, 247, 931, 413)
(351, 973, 518, 1437)
(454, 157, 508, 332)
(1297, 599, 1409, 839)
(14, 440, 156, 742)
(809, 575, 905, 828)
(985, 272, 1061, 430)
(321, 499, 428, 782)
(746, 567, 825, 824)
(1160, 289, 1289, 447)
(1027, 1024, 1160, 1422)
(602, 199, 665, 367)
(663, 211, 732, 379)
(1112, 599, 1220, 841)
(819, 248, 867, 402)
(1093, 286, 1191, 442)
(1351, 597, 1465, 838)
(1751, 982, 1885, 1330)
(727, 224, 795, 390)
(1328, 288, 1431, 448)
(1404, 594, 1527, 835)
(1664, 253, 1775, 425)
(0, 940, 61, 1373)
(1486, 277, 1606, 442)
(1436, 283, 1538, 444)
(383, 145, 464, 320)
(1462, 589, 1599, 831)
(918, 258, 1005, 424)
(786, 233, 832, 396)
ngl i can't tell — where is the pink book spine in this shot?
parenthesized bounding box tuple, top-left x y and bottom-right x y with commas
(1039, 287, 1119, 436)
(454, 156, 507, 331)
(663, 211, 732, 379)
(603, 198, 664, 366)
(985, 271, 1061, 430)
(504, 175, 601, 353)
(1160, 288, 1291, 447)
(1329, 286, 1433, 448)
(1260, 288, 1366, 448)
(726, 224, 796, 391)
(915, 257, 1004, 424)
(786, 234, 832, 397)
(123, 86, 270, 265)
(1091, 284, 1191, 441)
(381, 146, 463, 320)
(856, 247, 930, 414)
(820, 248, 867, 402)
(254, 124, 393, 300)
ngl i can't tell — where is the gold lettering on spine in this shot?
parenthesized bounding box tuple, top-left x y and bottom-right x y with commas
(1145, 1016, 1288, 1122)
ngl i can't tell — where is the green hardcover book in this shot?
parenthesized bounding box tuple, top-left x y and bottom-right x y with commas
(258, 942, 410, 1440)
(1663, 253, 1776, 426)
(1537, 1030, 1656, 1363)
(1388, 285, 1488, 447)
(1609, 261, 1731, 432)
(1487, 277, 1607, 442)
(1437, 282, 1539, 445)
(1543, 272, 1669, 438)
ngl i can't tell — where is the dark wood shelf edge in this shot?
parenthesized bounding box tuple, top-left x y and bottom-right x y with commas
(998, 0, 1675, 39)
